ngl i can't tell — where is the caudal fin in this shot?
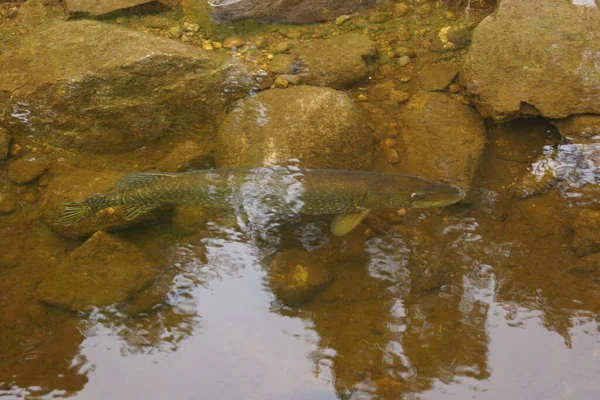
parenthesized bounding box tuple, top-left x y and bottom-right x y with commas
(55, 201, 94, 226)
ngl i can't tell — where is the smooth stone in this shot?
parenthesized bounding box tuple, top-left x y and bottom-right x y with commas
(8, 157, 49, 185)
(419, 61, 460, 91)
(0, 193, 17, 214)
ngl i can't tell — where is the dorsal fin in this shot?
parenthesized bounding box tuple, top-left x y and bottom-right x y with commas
(116, 172, 177, 190)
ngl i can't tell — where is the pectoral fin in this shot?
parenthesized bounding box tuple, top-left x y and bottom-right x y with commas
(121, 203, 159, 221)
(330, 209, 371, 236)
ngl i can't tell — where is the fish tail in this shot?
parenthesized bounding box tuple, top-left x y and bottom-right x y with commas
(56, 194, 107, 226)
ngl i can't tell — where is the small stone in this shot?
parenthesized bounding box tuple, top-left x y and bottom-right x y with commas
(389, 90, 410, 103)
(394, 3, 410, 17)
(182, 22, 200, 32)
(9, 143, 23, 158)
(0, 193, 17, 214)
(368, 82, 394, 101)
(396, 208, 407, 216)
(277, 74, 301, 85)
(379, 138, 397, 150)
(357, 94, 368, 101)
(335, 15, 352, 25)
(270, 41, 292, 54)
(167, 26, 182, 39)
(212, 41, 223, 49)
(181, 35, 191, 42)
(223, 37, 245, 48)
(385, 148, 400, 164)
(267, 53, 275, 60)
(395, 26, 411, 42)
(274, 77, 289, 88)
(8, 157, 49, 185)
(444, 11, 457, 20)
(448, 83, 461, 93)
(398, 56, 411, 67)
(0, 128, 10, 160)
(400, 76, 412, 83)
(202, 41, 214, 51)
(369, 12, 391, 24)
(394, 46, 415, 58)
(419, 61, 460, 91)
(268, 54, 296, 74)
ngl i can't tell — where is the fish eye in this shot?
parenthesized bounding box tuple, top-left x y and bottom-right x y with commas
(410, 193, 424, 199)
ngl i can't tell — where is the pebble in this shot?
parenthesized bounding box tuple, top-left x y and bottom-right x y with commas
(335, 15, 352, 25)
(182, 22, 200, 32)
(277, 74, 301, 85)
(385, 148, 400, 164)
(394, 3, 410, 17)
(400, 76, 412, 83)
(0, 128, 10, 160)
(212, 41, 223, 49)
(202, 41, 214, 51)
(389, 90, 410, 103)
(394, 46, 415, 58)
(368, 83, 393, 101)
(357, 94, 368, 101)
(9, 143, 23, 158)
(448, 83, 461, 93)
(0, 193, 17, 214)
(369, 12, 391, 24)
(379, 138, 397, 150)
(223, 37, 245, 48)
(444, 11, 457, 21)
(8, 157, 49, 185)
(274, 77, 289, 88)
(270, 41, 292, 54)
(167, 26, 182, 39)
(398, 56, 411, 67)
(395, 27, 411, 41)
(181, 35, 191, 42)
(396, 208, 407, 216)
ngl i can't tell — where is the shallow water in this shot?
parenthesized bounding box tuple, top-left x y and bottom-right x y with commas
(1, 1, 600, 399)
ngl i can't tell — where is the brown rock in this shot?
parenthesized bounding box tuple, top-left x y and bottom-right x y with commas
(572, 209, 600, 257)
(0, 193, 17, 214)
(155, 140, 214, 172)
(37, 231, 159, 312)
(419, 61, 460, 91)
(64, 0, 177, 16)
(8, 157, 49, 184)
(552, 115, 600, 143)
(389, 90, 410, 103)
(0, 127, 10, 160)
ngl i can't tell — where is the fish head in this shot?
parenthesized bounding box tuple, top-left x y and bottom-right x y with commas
(404, 178, 466, 208)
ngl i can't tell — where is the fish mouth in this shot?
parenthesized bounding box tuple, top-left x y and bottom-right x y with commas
(411, 184, 466, 208)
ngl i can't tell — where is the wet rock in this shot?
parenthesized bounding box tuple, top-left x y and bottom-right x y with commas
(431, 23, 472, 52)
(155, 140, 214, 172)
(268, 249, 333, 305)
(207, 0, 364, 24)
(393, 46, 415, 58)
(569, 253, 600, 283)
(398, 92, 486, 192)
(41, 168, 158, 238)
(293, 34, 377, 89)
(0, 20, 257, 153)
(8, 157, 49, 185)
(215, 86, 373, 170)
(170, 206, 208, 236)
(419, 61, 459, 91)
(572, 209, 600, 257)
(268, 54, 297, 75)
(0, 127, 10, 160)
(64, 0, 177, 15)
(552, 115, 600, 143)
(368, 81, 394, 101)
(463, 0, 600, 121)
(389, 90, 410, 104)
(0, 192, 17, 214)
(397, 55, 411, 67)
(37, 231, 159, 312)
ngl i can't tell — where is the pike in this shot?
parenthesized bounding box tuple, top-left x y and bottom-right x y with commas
(56, 167, 466, 236)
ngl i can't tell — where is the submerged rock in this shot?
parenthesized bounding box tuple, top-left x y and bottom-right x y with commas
(293, 34, 377, 90)
(0, 127, 10, 160)
(155, 140, 215, 172)
(0, 20, 258, 153)
(41, 168, 157, 238)
(215, 86, 374, 170)
(552, 115, 600, 143)
(64, 0, 177, 15)
(463, 0, 600, 121)
(419, 61, 460, 91)
(37, 231, 159, 312)
(398, 92, 486, 192)
(0, 192, 17, 214)
(207, 0, 364, 24)
(7, 156, 49, 185)
(268, 249, 333, 305)
(572, 209, 600, 257)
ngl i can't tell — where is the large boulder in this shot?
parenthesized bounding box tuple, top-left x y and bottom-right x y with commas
(397, 92, 486, 192)
(463, 0, 600, 121)
(215, 86, 374, 170)
(552, 115, 600, 143)
(64, 0, 177, 15)
(0, 20, 259, 153)
(37, 231, 160, 312)
(207, 0, 364, 24)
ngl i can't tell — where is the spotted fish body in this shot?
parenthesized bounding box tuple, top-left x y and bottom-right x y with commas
(57, 167, 465, 235)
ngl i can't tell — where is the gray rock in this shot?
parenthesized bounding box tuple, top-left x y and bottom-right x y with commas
(41, 167, 158, 238)
(552, 115, 600, 143)
(215, 86, 374, 170)
(419, 61, 460, 91)
(0, 20, 258, 153)
(398, 92, 486, 192)
(37, 231, 159, 312)
(572, 209, 600, 257)
(64, 0, 177, 15)
(208, 0, 364, 24)
(293, 34, 377, 89)
(8, 157, 49, 185)
(463, 0, 600, 121)
(0, 127, 10, 160)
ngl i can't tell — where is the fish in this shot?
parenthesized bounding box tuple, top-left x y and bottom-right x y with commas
(56, 167, 466, 236)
